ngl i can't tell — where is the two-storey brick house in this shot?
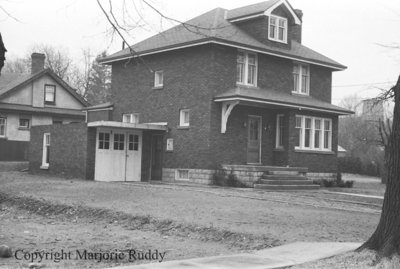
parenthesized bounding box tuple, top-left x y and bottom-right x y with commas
(30, 0, 352, 184)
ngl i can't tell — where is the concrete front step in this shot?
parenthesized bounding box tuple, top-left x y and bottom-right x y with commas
(261, 174, 307, 180)
(257, 179, 314, 185)
(254, 184, 320, 190)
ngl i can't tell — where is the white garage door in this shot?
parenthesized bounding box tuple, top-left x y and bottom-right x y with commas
(94, 128, 142, 182)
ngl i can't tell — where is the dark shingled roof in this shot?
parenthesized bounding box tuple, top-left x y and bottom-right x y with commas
(227, 0, 280, 20)
(214, 87, 354, 115)
(100, 3, 345, 70)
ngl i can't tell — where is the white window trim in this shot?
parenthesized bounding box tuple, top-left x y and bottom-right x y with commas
(295, 115, 332, 152)
(0, 117, 6, 138)
(176, 169, 190, 181)
(122, 113, 140, 124)
(292, 62, 310, 95)
(154, 70, 164, 88)
(275, 114, 284, 149)
(236, 50, 258, 87)
(179, 109, 190, 127)
(268, 15, 288, 44)
(41, 133, 50, 169)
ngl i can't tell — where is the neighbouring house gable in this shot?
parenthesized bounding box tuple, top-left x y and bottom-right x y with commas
(0, 71, 87, 109)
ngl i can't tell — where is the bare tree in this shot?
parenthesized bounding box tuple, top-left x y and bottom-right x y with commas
(359, 76, 400, 258)
(0, 33, 6, 75)
(338, 94, 361, 112)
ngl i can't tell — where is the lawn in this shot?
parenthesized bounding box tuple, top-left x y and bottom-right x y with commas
(0, 171, 382, 268)
(328, 173, 386, 197)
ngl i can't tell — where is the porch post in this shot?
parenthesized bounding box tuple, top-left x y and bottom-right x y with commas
(221, 101, 239, 133)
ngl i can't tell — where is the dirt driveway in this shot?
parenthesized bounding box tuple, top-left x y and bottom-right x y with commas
(0, 172, 381, 268)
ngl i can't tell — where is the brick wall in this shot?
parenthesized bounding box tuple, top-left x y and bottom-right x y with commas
(29, 123, 92, 179)
(110, 43, 335, 174)
(87, 110, 113, 122)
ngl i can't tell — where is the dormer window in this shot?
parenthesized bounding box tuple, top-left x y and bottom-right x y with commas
(236, 51, 257, 86)
(269, 15, 287, 43)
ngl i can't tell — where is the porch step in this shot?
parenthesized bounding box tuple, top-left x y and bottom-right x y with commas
(261, 174, 308, 180)
(254, 184, 320, 191)
(257, 179, 314, 185)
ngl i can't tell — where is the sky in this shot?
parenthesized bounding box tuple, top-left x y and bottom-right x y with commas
(1, 0, 400, 105)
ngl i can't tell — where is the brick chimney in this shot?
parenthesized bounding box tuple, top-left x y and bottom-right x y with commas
(31, 53, 45, 74)
(292, 9, 303, 43)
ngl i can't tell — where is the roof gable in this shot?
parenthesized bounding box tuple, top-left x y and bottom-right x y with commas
(0, 69, 89, 106)
(227, 0, 301, 24)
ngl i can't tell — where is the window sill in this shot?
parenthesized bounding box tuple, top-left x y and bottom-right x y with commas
(291, 92, 310, 97)
(152, 85, 163, 90)
(294, 149, 334, 155)
(267, 37, 288, 44)
(40, 165, 49, 170)
(236, 82, 258, 88)
(177, 126, 190, 130)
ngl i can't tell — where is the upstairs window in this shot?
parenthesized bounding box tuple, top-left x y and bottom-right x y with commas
(269, 15, 287, 43)
(236, 51, 257, 86)
(179, 109, 190, 127)
(0, 117, 6, 137)
(44, 84, 56, 104)
(293, 63, 310, 95)
(122, 113, 139, 124)
(154, 70, 164, 88)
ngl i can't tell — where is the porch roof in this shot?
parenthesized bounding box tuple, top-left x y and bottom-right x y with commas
(214, 87, 354, 115)
(87, 121, 168, 131)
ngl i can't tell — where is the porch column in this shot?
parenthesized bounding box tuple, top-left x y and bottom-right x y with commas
(221, 101, 239, 133)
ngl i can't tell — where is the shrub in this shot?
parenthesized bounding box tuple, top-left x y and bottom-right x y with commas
(212, 170, 248, 188)
(313, 177, 354, 188)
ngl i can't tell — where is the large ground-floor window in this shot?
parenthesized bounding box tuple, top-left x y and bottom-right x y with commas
(295, 115, 332, 151)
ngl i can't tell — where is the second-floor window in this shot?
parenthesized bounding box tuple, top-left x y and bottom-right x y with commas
(293, 63, 310, 95)
(237, 51, 257, 86)
(154, 70, 163, 88)
(269, 15, 287, 43)
(0, 117, 6, 137)
(122, 113, 139, 124)
(44, 84, 56, 104)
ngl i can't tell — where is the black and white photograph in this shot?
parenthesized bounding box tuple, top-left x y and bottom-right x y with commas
(0, 0, 400, 268)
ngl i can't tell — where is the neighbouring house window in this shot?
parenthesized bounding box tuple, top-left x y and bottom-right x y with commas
(122, 113, 139, 124)
(44, 84, 56, 104)
(269, 15, 287, 43)
(293, 63, 310, 95)
(295, 115, 332, 151)
(113, 133, 125, 150)
(19, 118, 30, 129)
(98, 132, 110, 150)
(0, 117, 6, 137)
(275, 114, 284, 148)
(154, 70, 164, 87)
(236, 51, 257, 86)
(176, 169, 189, 181)
(128, 134, 139, 151)
(179, 109, 190, 127)
(41, 133, 50, 168)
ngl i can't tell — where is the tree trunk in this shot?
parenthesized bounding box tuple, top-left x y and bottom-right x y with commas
(360, 75, 400, 257)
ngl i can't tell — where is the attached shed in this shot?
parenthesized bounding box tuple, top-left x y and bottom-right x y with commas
(29, 121, 167, 181)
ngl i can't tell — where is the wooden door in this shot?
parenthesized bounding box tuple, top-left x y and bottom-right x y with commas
(150, 134, 163, 181)
(247, 116, 262, 164)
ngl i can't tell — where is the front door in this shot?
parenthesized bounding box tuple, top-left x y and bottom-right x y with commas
(150, 134, 163, 180)
(247, 116, 261, 164)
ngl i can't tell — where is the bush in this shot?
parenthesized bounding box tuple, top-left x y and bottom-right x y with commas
(212, 170, 248, 188)
(313, 177, 354, 188)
